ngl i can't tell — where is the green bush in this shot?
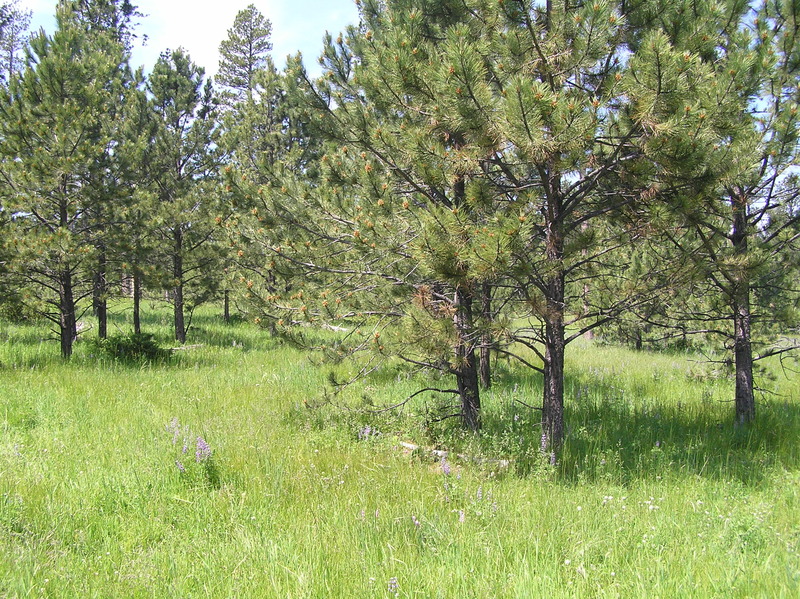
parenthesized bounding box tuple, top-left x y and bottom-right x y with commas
(92, 332, 171, 364)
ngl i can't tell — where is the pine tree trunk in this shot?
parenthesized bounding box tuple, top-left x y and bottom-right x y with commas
(449, 147, 480, 429)
(581, 222, 593, 341)
(173, 228, 186, 344)
(224, 289, 230, 323)
(94, 250, 108, 339)
(733, 290, 755, 424)
(731, 195, 755, 424)
(541, 177, 566, 452)
(133, 269, 142, 335)
(59, 268, 76, 359)
(479, 282, 492, 389)
(542, 273, 566, 452)
(57, 185, 76, 358)
(454, 285, 480, 431)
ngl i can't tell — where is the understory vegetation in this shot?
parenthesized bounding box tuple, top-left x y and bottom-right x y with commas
(1, 303, 798, 598)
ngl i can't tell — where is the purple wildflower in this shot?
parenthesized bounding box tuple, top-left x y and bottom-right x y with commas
(387, 577, 399, 595)
(175, 460, 185, 473)
(166, 417, 180, 444)
(655, 440, 661, 448)
(412, 515, 421, 528)
(458, 510, 465, 523)
(440, 456, 451, 476)
(195, 437, 212, 463)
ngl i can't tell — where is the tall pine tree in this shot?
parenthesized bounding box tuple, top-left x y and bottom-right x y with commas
(146, 49, 223, 343)
(0, 2, 131, 356)
(217, 4, 272, 104)
(0, 0, 30, 84)
(628, 0, 800, 424)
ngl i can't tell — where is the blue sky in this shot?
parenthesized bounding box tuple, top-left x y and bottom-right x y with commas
(18, 0, 360, 78)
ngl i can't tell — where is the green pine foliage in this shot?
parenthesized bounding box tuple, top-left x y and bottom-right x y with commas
(227, 0, 727, 447)
(620, 0, 800, 422)
(145, 49, 224, 343)
(0, 0, 30, 83)
(216, 3, 272, 103)
(0, 3, 133, 357)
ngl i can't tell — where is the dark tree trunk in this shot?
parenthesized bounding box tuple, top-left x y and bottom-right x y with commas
(173, 228, 186, 344)
(93, 250, 108, 339)
(541, 174, 566, 452)
(133, 269, 142, 335)
(224, 289, 230, 323)
(733, 291, 755, 424)
(449, 147, 480, 430)
(581, 222, 593, 341)
(731, 195, 755, 424)
(479, 282, 492, 389)
(542, 273, 566, 452)
(59, 268, 76, 359)
(454, 285, 481, 431)
(57, 189, 76, 358)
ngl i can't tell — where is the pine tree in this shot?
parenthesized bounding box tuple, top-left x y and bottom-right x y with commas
(59, 0, 142, 51)
(225, 0, 681, 441)
(0, 0, 31, 84)
(146, 48, 223, 344)
(58, 0, 144, 339)
(0, 3, 130, 357)
(628, 0, 800, 424)
(217, 4, 272, 103)
(114, 79, 161, 334)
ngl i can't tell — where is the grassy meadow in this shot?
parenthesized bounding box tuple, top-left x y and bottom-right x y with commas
(1, 301, 799, 597)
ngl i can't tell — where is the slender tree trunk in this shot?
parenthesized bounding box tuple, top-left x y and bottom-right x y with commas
(454, 285, 480, 431)
(93, 250, 108, 339)
(449, 146, 480, 429)
(733, 290, 754, 424)
(133, 269, 142, 334)
(224, 289, 230, 323)
(172, 227, 186, 343)
(542, 272, 566, 452)
(59, 268, 76, 359)
(731, 195, 755, 424)
(541, 176, 566, 452)
(479, 282, 492, 389)
(173, 228, 186, 344)
(57, 187, 76, 358)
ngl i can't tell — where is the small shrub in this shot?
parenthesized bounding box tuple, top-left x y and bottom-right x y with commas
(92, 332, 171, 364)
(0, 294, 40, 323)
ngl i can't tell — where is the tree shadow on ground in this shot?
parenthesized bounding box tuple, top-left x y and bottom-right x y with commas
(439, 366, 800, 487)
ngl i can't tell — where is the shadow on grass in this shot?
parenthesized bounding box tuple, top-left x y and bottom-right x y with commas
(419, 366, 800, 487)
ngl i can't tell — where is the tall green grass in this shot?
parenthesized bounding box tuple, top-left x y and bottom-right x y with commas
(1, 302, 798, 597)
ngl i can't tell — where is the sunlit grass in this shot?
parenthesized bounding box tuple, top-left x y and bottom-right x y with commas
(1, 301, 799, 597)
